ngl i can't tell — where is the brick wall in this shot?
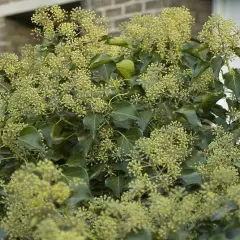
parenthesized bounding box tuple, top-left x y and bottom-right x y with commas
(83, 0, 212, 35)
(0, 0, 212, 54)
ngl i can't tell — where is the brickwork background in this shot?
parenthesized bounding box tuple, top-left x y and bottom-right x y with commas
(0, 0, 212, 53)
(83, 0, 212, 35)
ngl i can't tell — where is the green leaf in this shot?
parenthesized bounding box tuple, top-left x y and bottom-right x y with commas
(0, 228, 7, 240)
(77, 133, 94, 156)
(107, 37, 128, 46)
(177, 107, 202, 127)
(117, 128, 143, 154)
(94, 62, 116, 82)
(111, 102, 138, 122)
(180, 171, 202, 187)
(83, 113, 104, 139)
(66, 153, 86, 168)
(62, 166, 89, 183)
(90, 54, 112, 69)
(67, 183, 93, 206)
(212, 201, 237, 221)
(185, 150, 206, 169)
(211, 55, 224, 80)
(126, 229, 152, 240)
(0, 101, 6, 119)
(18, 126, 44, 152)
(137, 110, 152, 131)
(223, 69, 240, 99)
(199, 93, 224, 110)
(234, 47, 240, 57)
(192, 61, 210, 79)
(169, 231, 189, 240)
(112, 162, 128, 173)
(105, 175, 125, 198)
(116, 59, 135, 79)
(50, 122, 65, 144)
(89, 163, 106, 180)
(45, 149, 64, 161)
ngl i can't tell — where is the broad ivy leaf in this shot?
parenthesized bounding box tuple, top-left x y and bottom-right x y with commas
(199, 93, 224, 110)
(180, 171, 202, 187)
(169, 231, 189, 240)
(117, 128, 143, 154)
(137, 110, 152, 131)
(116, 59, 135, 79)
(89, 163, 107, 180)
(66, 153, 86, 168)
(83, 113, 104, 139)
(46, 149, 64, 161)
(211, 55, 224, 80)
(67, 183, 93, 206)
(185, 150, 206, 169)
(18, 126, 44, 152)
(126, 229, 152, 240)
(212, 201, 237, 221)
(223, 69, 240, 99)
(112, 162, 128, 173)
(0, 101, 6, 119)
(77, 133, 94, 156)
(105, 175, 125, 198)
(226, 228, 240, 239)
(94, 62, 116, 82)
(0, 228, 7, 240)
(111, 102, 138, 122)
(90, 54, 112, 69)
(107, 36, 128, 46)
(192, 60, 210, 79)
(234, 47, 240, 57)
(50, 122, 66, 144)
(62, 166, 89, 183)
(177, 107, 202, 127)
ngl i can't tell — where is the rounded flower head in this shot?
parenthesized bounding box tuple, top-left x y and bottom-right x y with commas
(200, 14, 240, 57)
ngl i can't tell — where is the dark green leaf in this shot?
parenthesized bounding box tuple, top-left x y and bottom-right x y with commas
(77, 133, 94, 156)
(94, 62, 116, 82)
(18, 126, 44, 152)
(0, 228, 7, 240)
(45, 149, 64, 161)
(169, 231, 189, 240)
(67, 183, 93, 206)
(111, 102, 138, 122)
(234, 47, 240, 57)
(226, 228, 240, 239)
(50, 122, 65, 144)
(83, 113, 104, 139)
(177, 107, 202, 127)
(117, 128, 143, 154)
(66, 153, 86, 168)
(105, 175, 125, 198)
(199, 93, 224, 110)
(180, 171, 202, 186)
(224, 69, 240, 99)
(62, 166, 89, 183)
(112, 162, 128, 173)
(192, 61, 210, 79)
(0, 101, 6, 119)
(211, 55, 224, 80)
(116, 59, 135, 79)
(212, 201, 237, 221)
(126, 229, 152, 240)
(137, 110, 152, 131)
(89, 163, 107, 180)
(90, 54, 112, 69)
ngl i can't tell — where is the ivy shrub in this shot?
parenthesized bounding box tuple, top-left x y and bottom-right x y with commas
(0, 5, 240, 240)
